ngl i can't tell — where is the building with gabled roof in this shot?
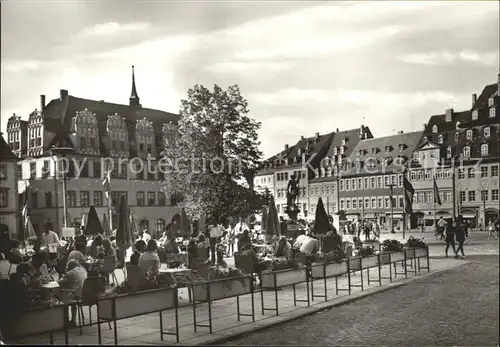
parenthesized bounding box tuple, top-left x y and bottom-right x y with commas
(0, 132, 20, 237)
(5, 67, 182, 236)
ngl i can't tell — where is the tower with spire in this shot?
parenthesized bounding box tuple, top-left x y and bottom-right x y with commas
(129, 65, 141, 107)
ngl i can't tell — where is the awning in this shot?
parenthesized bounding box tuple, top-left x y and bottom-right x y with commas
(485, 207, 499, 213)
(387, 214, 404, 219)
(364, 213, 376, 219)
(460, 210, 477, 218)
(436, 213, 452, 219)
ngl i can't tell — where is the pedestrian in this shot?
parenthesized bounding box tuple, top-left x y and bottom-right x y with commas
(444, 222, 456, 258)
(436, 217, 447, 240)
(372, 220, 381, 240)
(208, 220, 222, 265)
(487, 219, 497, 240)
(355, 219, 362, 239)
(455, 216, 466, 259)
(495, 217, 500, 239)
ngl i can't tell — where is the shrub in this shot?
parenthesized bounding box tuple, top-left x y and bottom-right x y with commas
(405, 236, 427, 249)
(381, 239, 404, 252)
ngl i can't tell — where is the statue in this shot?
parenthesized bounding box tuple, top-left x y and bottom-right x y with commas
(286, 174, 301, 221)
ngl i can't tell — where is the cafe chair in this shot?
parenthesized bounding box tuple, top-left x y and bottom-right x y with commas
(62, 276, 111, 335)
(101, 256, 118, 286)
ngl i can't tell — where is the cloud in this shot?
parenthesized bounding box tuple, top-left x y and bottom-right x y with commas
(204, 61, 293, 75)
(77, 22, 151, 38)
(399, 50, 498, 66)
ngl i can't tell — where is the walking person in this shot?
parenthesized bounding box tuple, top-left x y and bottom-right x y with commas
(436, 216, 447, 240)
(495, 217, 500, 239)
(455, 216, 466, 259)
(444, 221, 456, 258)
(487, 219, 497, 240)
(208, 220, 222, 265)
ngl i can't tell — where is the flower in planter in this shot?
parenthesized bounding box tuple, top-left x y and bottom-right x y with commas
(405, 236, 427, 249)
(381, 239, 404, 253)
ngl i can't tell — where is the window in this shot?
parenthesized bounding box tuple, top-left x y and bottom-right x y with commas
(398, 174, 403, 187)
(147, 192, 155, 205)
(93, 191, 103, 207)
(432, 125, 438, 133)
(111, 191, 120, 206)
(481, 166, 488, 178)
(371, 198, 376, 209)
(94, 161, 101, 178)
(413, 152, 419, 161)
(417, 192, 425, 203)
(340, 200, 345, 210)
(0, 164, 7, 181)
(492, 189, 499, 201)
(399, 197, 404, 208)
(365, 198, 370, 209)
(411, 171, 416, 181)
(463, 146, 470, 157)
(67, 191, 76, 207)
(488, 97, 494, 107)
(119, 163, 127, 179)
(454, 132, 459, 142)
(418, 170, 424, 180)
(345, 180, 350, 191)
(358, 198, 363, 209)
(158, 192, 166, 206)
(468, 168, 475, 178)
(79, 191, 89, 207)
(458, 168, 464, 179)
(45, 192, 52, 207)
(425, 170, 431, 180)
(352, 179, 356, 191)
(364, 178, 369, 190)
(481, 190, 488, 201)
(358, 178, 362, 190)
(484, 127, 491, 137)
(30, 162, 36, 179)
(490, 107, 496, 118)
(0, 188, 7, 208)
(492, 166, 499, 177)
(377, 176, 382, 188)
(468, 190, 476, 202)
(445, 191, 452, 202)
(384, 176, 389, 187)
(384, 197, 390, 208)
(472, 110, 478, 120)
(371, 177, 376, 188)
(446, 147, 452, 159)
(425, 192, 433, 203)
(137, 192, 145, 206)
(481, 144, 489, 156)
(460, 191, 466, 202)
(466, 129, 473, 140)
(436, 170, 443, 180)
(378, 198, 383, 208)
(147, 165, 155, 180)
(352, 199, 357, 209)
(391, 175, 397, 185)
(340, 180, 344, 191)
(346, 200, 350, 209)
(42, 161, 50, 178)
(155, 219, 165, 237)
(437, 135, 443, 144)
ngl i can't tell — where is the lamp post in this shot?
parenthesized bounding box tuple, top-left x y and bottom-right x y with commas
(50, 146, 75, 228)
(388, 183, 396, 233)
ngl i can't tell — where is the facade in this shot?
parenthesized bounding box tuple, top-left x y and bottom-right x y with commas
(410, 77, 500, 228)
(338, 131, 423, 230)
(0, 134, 20, 237)
(309, 126, 373, 222)
(6, 67, 182, 237)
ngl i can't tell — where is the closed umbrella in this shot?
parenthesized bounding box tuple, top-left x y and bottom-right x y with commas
(266, 196, 280, 237)
(129, 210, 138, 240)
(84, 206, 103, 236)
(179, 209, 191, 237)
(261, 206, 269, 233)
(102, 213, 111, 238)
(116, 195, 132, 249)
(171, 213, 181, 237)
(313, 197, 330, 252)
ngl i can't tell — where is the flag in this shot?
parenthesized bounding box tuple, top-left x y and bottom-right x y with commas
(403, 175, 415, 215)
(433, 177, 442, 205)
(101, 171, 111, 199)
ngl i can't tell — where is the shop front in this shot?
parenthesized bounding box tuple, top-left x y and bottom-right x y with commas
(385, 213, 404, 231)
(460, 209, 477, 227)
(485, 208, 499, 226)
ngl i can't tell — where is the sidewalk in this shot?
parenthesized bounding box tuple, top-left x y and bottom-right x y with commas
(10, 257, 466, 346)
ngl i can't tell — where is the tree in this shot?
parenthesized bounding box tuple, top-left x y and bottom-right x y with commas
(162, 84, 265, 222)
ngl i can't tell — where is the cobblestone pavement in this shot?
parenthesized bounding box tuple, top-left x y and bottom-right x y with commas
(225, 258, 499, 346)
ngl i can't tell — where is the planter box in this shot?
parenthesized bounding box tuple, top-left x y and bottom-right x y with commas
(380, 253, 392, 265)
(361, 255, 379, 269)
(405, 248, 416, 259)
(192, 276, 252, 302)
(414, 248, 427, 258)
(390, 251, 405, 263)
(98, 287, 177, 321)
(348, 257, 362, 271)
(3, 304, 66, 339)
(261, 267, 307, 288)
(310, 261, 347, 279)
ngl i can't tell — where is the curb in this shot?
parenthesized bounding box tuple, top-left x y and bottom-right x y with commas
(197, 262, 466, 346)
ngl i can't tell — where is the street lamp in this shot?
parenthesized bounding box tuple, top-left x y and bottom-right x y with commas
(50, 146, 75, 228)
(387, 183, 396, 233)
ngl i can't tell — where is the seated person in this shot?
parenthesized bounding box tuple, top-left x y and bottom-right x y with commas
(130, 240, 146, 266)
(27, 251, 50, 283)
(237, 230, 252, 252)
(138, 240, 160, 277)
(197, 234, 210, 249)
(89, 236, 103, 259)
(163, 231, 180, 255)
(67, 241, 87, 267)
(322, 230, 343, 254)
(58, 260, 88, 328)
(5, 239, 24, 264)
(274, 236, 292, 259)
(293, 230, 308, 249)
(102, 238, 117, 259)
(300, 235, 319, 255)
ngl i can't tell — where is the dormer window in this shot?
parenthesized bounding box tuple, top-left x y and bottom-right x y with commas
(456, 121, 461, 130)
(463, 146, 471, 158)
(484, 127, 491, 137)
(490, 107, 496, 118)
(332, 147, 337, 155)
(438, 134, 443, 144)
(472, 110, 478, 120)
(466, 129, 473, 140)
(481, 143, 489, 156)
(432, 125, 438, 133)
(341, 137, 346, 146)
(446, 146, 452, 159)
(422, 136, 428, 143)
(488, 97, 494, 107)
(398, 144, 405, 151)
(358, 149, 364, 156)
(413, 152, 419, 160)
(297, 148, 302, 156)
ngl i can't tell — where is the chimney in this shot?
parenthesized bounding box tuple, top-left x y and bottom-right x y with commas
(284, 144, 289, 150)
(359, 124, 365, 138)
(60, 89, 68, 100)
(445, 108, 453, 122)
(300, 136, 305, 141)
(40, 95, 46, 111)
(336, 128, 339, 133)
(472, 93, 477, 106)
(315, 132, 319, 138)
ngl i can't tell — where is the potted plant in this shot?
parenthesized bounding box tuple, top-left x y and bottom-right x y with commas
(405, 237, 428, 258)
(359, 247, 379, 269)
(311, 249, 347, 279)
(380, 239, 404, 265)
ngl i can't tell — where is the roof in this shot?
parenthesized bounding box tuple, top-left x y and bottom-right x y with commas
(472, 83, 498, 111)
(339, 131, 423, 176)
(0, 134, 18, 161)
(325, 126, 373, 158)
(41, 94, 179, 152)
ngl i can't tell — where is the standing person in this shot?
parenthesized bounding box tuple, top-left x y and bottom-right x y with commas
(226, 223, 235, 257)
(363, 220, 371, 241)
(355, 219, 362, 239)
(455, 216, 466, 259)
(372, 220, 381, 240)
(495, 216, 500, 239)
(463, 220, 470, 243)
(487, 219, 496, 240)
(141, 228, 151, 243)
(209, 220, 222, 265)
(279, 216, 288, 237)
(436, 217, 447, 240)
(444, 220, 457, 258)
(40, 222, 60, 248)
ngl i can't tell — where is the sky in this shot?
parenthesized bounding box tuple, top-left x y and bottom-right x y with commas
(1, 1, 499, 158)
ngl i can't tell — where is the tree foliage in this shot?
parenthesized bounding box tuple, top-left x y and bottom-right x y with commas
(162, 84, 267, 221)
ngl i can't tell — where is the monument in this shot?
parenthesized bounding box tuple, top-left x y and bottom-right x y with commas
(286, 174, 301, 221)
